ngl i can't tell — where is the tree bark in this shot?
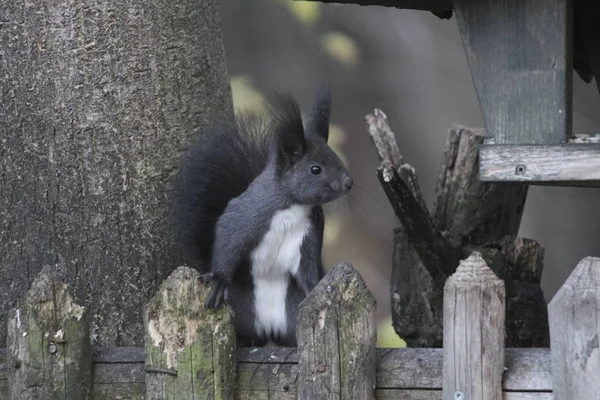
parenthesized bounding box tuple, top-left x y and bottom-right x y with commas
(0, 0, 233, 347)
(366, 110, 549, 347)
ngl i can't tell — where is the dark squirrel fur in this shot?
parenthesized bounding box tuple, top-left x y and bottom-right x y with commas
(172, 84, 352, 347)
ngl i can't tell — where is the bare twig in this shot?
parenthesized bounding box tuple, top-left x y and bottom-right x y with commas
(376, 163, 462, 287)
(366, 109, 427, 209)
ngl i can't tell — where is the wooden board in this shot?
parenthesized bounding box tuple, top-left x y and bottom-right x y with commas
(548, 257, 600, 399)
(479, 143, 600, 184)
(0, 346, 554, 398)
(455, 0, 572, 145)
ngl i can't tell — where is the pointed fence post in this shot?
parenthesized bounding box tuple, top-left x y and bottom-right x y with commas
(549, 256, 600, 399)
(7, 265, 92, 399)
(442, 252, 505, 400)
(144, 266, 237, 400)
(297, 262, 377, 400)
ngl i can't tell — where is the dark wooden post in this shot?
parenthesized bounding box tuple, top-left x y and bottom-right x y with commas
(366, 111, 548, 348)
(548, 256, 600, 399)
(7, 265, 92, 399)
(443, 252, 505, 400)
(455, 0, 572, 146)
(297, 262, 377, 400)
(144, 266, 237, 400)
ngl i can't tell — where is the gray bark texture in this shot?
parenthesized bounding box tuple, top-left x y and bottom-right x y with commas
(0, 0, 233, 347)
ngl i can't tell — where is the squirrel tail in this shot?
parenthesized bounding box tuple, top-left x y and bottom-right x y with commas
(171, 111, 273, 272)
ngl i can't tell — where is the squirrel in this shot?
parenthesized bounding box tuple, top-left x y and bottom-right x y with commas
(172, 84, 353, 347)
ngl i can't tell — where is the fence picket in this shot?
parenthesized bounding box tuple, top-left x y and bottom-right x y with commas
(442, 251, 505, 400)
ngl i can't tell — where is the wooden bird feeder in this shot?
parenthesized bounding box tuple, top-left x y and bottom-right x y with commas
(306, 0, 600, 186)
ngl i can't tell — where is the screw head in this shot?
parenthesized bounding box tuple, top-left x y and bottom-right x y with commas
(48, 342, 58, 354)
(454, 390, 464, 400)
(515, 164, 526, 175)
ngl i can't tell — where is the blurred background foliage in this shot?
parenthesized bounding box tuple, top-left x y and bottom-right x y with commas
(221, 0, 600, 348)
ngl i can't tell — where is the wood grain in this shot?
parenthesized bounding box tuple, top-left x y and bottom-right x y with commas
(480, 143, 600, 183)
(297, 262, 377, 399)
(144, 266, 237, 400)
(366, 117, 546, 348)
(0, 346, 554, 398)
(443, 252, 505, 400)
(455, 0, 572, 145)
(548, 257, 600, 399)
(6, 265, 92, 399)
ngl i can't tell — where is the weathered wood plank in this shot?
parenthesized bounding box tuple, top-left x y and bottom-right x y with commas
(455, 0, 572, 145)
(503, 395, 553, 400)
(144, 266, 237, 400)
(7, 265, 92, 399)
(92, 346, 145, 363)
(548, 256, 600, 399)
(92, 383, 145, 400)
(237, 362, 298, 393)
(480, 143, 600, 184)
(376, 390, 552, 399)
(443, 252, 505, 400)
(376, 389, 440, 399)
(366, 114, 547, 349)
(94, 363, 145, 384)
(297, 262, 377, 399)
(503, 348, 551, 392)
(0, 346, 555, 397)
(238, 347, 299, 364)
(235, 390, 296, 400)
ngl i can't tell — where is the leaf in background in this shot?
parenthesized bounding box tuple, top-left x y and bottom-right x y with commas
(286, 1, 321, 25)
(323, 212, 342, 248)
(321, 31, 360, 69)
(377, 315, 407, 348)
(230, 75, 266, 113)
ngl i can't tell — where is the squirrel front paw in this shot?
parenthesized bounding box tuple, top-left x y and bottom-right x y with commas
(201, 273, 228, 310)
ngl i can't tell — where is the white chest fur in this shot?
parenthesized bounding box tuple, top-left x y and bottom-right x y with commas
(250, 204, 312, 338)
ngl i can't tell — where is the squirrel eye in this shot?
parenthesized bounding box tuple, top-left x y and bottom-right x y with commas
(310, 165, 322, 175)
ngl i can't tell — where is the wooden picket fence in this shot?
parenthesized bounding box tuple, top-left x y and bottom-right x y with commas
(1, 252, 599, 399)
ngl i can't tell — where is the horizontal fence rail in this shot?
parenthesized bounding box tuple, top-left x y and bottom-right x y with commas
(2, 256, 599, 399)
(0, 346, 552, 399)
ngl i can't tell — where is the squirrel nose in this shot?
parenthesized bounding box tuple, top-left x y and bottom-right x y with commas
(343, 175, 353, 191)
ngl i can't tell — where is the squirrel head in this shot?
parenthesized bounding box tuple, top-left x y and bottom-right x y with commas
(266, 84, 353, 205)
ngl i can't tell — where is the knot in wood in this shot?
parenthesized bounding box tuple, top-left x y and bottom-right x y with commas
(48, 342, 58, 355)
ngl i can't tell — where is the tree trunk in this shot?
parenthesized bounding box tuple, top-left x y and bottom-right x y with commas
(0, 0, 233, 347)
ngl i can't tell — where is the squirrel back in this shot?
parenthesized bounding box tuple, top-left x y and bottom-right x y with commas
(172, 111, 273, 272)
(172, 85, 353, 346)
(173, 85, 340, 272)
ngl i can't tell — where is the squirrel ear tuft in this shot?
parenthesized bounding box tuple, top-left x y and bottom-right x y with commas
(306, 82, 331, 142)
(266, 92, 306, 163)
